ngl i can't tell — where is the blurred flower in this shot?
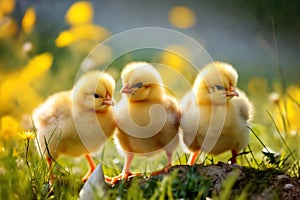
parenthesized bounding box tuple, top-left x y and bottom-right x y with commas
(55, 31, 73, 47)
(0, 53, 53, 115)
(0, 115, 20, 141)
(65, 1, 93, 26)
(19, 130, 36, 140)
(0, 17, 17, 38)
(21, 7, 36, 34)
(160, 45, 196, 86)
(22, 42, 33, 53)
(19, 53, 53, 81)
(289, 130, 297, 137)
(0, 0, 15, 18)
(161, 45, 190, 70)
(269, 92, 280, 105)
(56, 1, 110, 48)
(55, 24, 110, 48)
(270, 85, 300, 137)
(284, 86, 300, 131)
(13, 148, 19, 157)
(0, 0, 17, 38)
(169, 6, 196, 29)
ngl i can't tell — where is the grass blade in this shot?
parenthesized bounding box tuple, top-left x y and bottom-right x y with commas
(266, 110, 296, 161)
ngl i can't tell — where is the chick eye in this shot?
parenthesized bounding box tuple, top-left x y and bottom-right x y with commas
(215, 85, 225, 91)
(135, 82, 143, 88)
(93, 93, 102, 98)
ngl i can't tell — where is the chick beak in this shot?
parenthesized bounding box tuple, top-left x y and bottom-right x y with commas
(102, 93, 114, 106)
(226, 86, 239, 97)
(120, 82, 134, 94)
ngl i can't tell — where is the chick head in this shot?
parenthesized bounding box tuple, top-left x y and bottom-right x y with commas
(194, 62, 239, 105)
(73, 71, 115, 112)
(120, 62, 164, 102)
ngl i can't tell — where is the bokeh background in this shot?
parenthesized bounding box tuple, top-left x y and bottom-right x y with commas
(1, 0, 300, 192)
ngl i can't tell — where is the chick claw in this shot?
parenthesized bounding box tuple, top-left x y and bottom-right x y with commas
(109, 172, 142, 185)
(150, 164, 172, 176)
(81, 168, 94, 182)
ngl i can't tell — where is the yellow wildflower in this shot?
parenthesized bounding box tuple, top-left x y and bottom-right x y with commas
(0, 53, 53, 115)
(13, 148, 19, 157)
(55, 24, 110, 48)
(22, 7, 36, 34)
(56, 1, 110, 48)
(270, 85, 300, 136)
(285, 86, 300, 131)
(161, 45, 190, 71)
(0, 17, 17, 38)
(71, 24, 110, 41)
(160, 45, 196, 86)
(19, 130, 36, 140)
(0, 115, 20, 141)
(0, 0, 17, 38)
(0, 0, 15, 18)
(65, 1, 93, 26)
(55, 30, 74, 47)
(19, 53, 53, 82)
(169, 6, 196, 29)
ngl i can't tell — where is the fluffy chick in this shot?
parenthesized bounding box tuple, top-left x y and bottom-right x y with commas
(33, 71, 116, 182)
(181, 62, 253, 165)
(112, 62, 180, 182)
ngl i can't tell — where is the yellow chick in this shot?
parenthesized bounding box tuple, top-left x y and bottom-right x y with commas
(33, 71, 116, 182)
(112, 62, 180, 182)
(181, 62, 253, 165)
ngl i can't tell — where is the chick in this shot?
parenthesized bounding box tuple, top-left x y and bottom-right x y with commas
(181, 62, 253, 165)
(33, 71, 116, 182)
(112, 62, 180, 182)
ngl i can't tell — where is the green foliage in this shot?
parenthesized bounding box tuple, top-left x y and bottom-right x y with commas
(171, 167, 212, 199)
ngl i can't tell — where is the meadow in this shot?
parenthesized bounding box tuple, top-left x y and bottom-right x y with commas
(1, 1, 300, 199)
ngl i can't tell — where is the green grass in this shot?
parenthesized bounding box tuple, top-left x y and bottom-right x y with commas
(0, 128, 298, 199)
(1, 86, 300, 199)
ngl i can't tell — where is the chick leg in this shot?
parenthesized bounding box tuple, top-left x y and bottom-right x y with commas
(122, 154, 134, 179)
(151, 151, 173, 176)
(188, 151, 200, 165)
(230, 150, 237, 164)
(81, 154, 96, 182)
(46, 157, 55, 185)
(110, 154, 136, 184)
(166, 152, 173, 166)
(46, 157, 53, 174)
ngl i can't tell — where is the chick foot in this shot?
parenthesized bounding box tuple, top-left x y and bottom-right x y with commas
(109, 172, 142, 185)
(150, 164, 172, 176)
